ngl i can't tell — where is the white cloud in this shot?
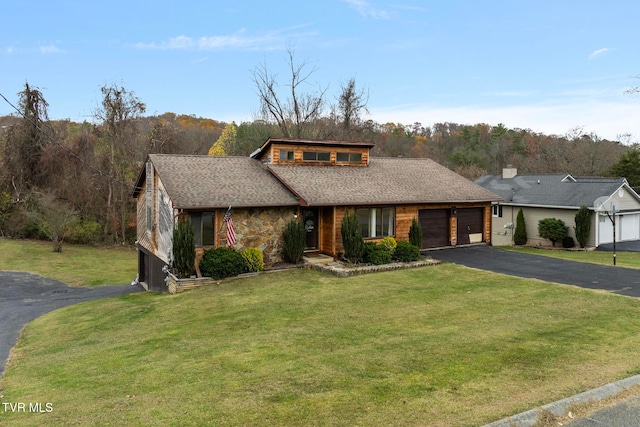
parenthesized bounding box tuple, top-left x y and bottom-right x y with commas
(39, 43, 64, 54)
(343, 0, 391, 19)
(589, 48, 611, 60)
(135, 26, 316, 51)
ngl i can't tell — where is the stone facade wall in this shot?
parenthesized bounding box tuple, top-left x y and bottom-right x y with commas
(231, 206, 298, 265)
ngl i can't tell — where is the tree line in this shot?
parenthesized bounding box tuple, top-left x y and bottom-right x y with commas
(0, 55, 637, 250)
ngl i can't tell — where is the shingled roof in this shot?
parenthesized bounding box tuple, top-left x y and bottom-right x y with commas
(475, 173, 634, 208)
(269, 157, 501, 206)
(142, 154, 299, 209)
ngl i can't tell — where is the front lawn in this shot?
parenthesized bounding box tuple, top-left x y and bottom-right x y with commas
(2, 267, 640, 426)
(502, 246, 640, 269)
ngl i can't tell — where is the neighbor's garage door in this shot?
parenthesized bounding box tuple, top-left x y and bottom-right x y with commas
(419, 209, 450, 248)
(456, 207, 484, 245)
(599, 213, 640, 244)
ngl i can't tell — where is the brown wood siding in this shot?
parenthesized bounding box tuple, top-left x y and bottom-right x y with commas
(319, 203, 492, 256)
(270, 143, 369, 166)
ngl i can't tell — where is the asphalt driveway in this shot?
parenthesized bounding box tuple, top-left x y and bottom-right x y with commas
(0, 272, 144, 377)
(432, 245, 640, 297)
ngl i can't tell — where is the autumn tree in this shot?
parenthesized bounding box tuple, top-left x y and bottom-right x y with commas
(94, 84, 146, 243)
(252, 49, 327, 138)
(208, 122, 237, 156)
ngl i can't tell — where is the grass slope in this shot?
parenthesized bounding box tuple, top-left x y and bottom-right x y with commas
(2, 266, 640, 426)
(0, 238, 137, 286)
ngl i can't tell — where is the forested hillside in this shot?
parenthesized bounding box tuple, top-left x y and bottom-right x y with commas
(0, 82, 634, 248)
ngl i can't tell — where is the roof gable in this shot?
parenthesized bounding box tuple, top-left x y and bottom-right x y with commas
(475, 173, 637, 208)
(141, 154, 299, 209)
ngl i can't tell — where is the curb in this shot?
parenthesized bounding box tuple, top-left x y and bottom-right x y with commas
(482, 374, 640, 427)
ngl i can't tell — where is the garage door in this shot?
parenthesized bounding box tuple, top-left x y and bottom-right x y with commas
(599, 213, 640, 244)
(419, 209, 449, 248)
(457, 208, 484, 245)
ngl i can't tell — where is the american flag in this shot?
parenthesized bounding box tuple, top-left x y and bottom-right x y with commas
(224, 207, 237, 247)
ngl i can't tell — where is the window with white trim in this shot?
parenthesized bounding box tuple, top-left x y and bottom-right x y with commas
(355, 207, 395, 238)
(492, 204, 503, 218)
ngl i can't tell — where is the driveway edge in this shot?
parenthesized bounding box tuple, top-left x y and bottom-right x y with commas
(483, 374, 640, 426)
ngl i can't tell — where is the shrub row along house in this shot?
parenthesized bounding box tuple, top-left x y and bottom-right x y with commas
(476, 167, 640, 247)
(133, 137, 500, 291)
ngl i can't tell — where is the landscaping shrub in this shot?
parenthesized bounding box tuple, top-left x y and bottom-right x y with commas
(514, 208, 527, 245)
(242, 247, 264, 272)
(408, 217, 423, 248)
(574, 205, 592, 248)
(379, 236, 397, 255)
(562, 236, 576, 249)
(538, 218, 568, 247)
(66, 216, 102, 244)
(199, 247, 248, 279)
(341, 212, 365, 264)
(364, 242, 392, 265)
(282, 219, 305, 264)
(172, 217, 196, 278)
(394, 241, 420, 262)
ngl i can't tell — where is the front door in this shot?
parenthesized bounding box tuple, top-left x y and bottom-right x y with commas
(302, 208, 318, 249)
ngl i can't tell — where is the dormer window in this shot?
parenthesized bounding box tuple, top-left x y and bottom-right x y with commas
(303, 151, 330, 162)
(279, 150, 294, 161)
(337, 152, 362, 163)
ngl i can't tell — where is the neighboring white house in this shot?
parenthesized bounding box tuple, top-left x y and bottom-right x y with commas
(476, 167, 640, 247)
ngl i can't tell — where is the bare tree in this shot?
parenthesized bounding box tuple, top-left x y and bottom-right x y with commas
(28, 192, 78, 252)
(94, 84, 146, 243)
(337, 77, 369, 131)
(252, 49, 327, 138)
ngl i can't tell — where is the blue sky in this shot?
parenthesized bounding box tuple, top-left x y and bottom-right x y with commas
(2, 0, 640, 141)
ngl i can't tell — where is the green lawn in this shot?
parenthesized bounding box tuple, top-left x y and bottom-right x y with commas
(502, 246, 640, 269)
(0, 238, 137, 286)
(2, 263, 640, 426)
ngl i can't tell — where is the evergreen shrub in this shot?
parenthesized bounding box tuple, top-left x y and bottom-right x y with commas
(172, 217, 196, 278)
(394, 241, 420, 262)
(574, 206, 592, 249)
(242, 247, 264, 272)
(562, 236, 576, 249)
(538, 218, 568, 247)
(199, 247, 248, 279)
(408, 217, 423, 248)
(364, 242, 392, 265)
(282, 219, 305, 264)
(341, 212, 365, 264)
(514, 208, 527, 245)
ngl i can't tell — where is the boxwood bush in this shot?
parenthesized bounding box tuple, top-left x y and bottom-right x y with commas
(199, 247, 248, 279)
(364, 242, 392, 265)
(394, 241, 420, 262)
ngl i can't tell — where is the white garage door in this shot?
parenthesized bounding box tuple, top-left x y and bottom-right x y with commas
(599, 213, 640, 244)
(620, 214, 640, 241)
